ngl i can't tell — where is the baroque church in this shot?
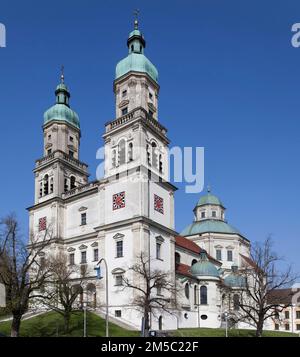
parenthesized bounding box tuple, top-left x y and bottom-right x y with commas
(28, 19, 256, 331)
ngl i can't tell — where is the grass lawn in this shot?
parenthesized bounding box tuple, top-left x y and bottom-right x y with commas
(172, 327, 298, 337)
(0, 311, 140, 337)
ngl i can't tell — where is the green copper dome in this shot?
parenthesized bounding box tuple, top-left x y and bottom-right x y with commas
(181, 220, 242, 237)
(196, 192, 224, 207)
(191, 251, 220, 278)
(224, 266, 246, 288)
(115, 21, 158, 83)
(44, 75, 80, 129)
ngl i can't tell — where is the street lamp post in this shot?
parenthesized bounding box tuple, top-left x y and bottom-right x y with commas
(224, 311, 229, 337)
(83, 301, 87, 337)
(97, 258, 109, 337)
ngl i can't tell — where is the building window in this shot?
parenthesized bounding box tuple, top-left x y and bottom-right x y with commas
(149, 110, 154, 117)
(116, 240, 123, 258)
(118, 139, 126, 165)
(151, 142, 158, 168)
(81, 213, 87, 226)
(69, 253, 75, 265)
(47, 149, 52, 155)
(285, 311, 290, 319)
(185, 283, 189, 299)
(296, 311, 300, 319)
(212, 211, 216, 218)
(38, 217, 47, 232)
(201, 211, 206, 219)
(200, 286, 207, 305)
(285, 323, 290, 331)
(70, 136, 74, 142)
(194, 286, 198, 305)
(122, 89, 127, 97)
(48, 134, 51, 140)
(50, 177, 54, 193)
(275, 323, 279, 330)
(233, 294, 240, 311)
(192, 259, 197, 266)
(149, 92, 153, 100)
(216, 249, 222, 261)
(81, 251, 87, 264)
(93, 249, 98, 262)
(175, 252, 180, 266)
(43, 174, 49, 195)
(227, 250, 233, 262)
(296, 324, 300, 331)
(146, 145, 151, 166)
(115, 275, 123, 286)
(69, 150, 74, 158)
(128, 142, 133, 161)
(115, 310, 122, 317)
(121, 107, 128, 116)
(156, 242, 161, 259)
(159, 154, 163, 173)
(70, 176, 76, 189)
(64, 178, 69, 192)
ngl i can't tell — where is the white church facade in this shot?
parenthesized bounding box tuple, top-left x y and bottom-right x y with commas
(28, 20, 258, 331)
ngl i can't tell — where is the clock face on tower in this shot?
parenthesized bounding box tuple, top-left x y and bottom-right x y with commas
(113, 191, 126, 210)
(154, 194, 164, 214)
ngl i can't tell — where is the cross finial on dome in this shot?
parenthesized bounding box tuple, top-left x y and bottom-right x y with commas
(60, 65, 65, 83)
(133, 9, 140, 29)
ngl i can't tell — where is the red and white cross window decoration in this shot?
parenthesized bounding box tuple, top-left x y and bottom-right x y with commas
(38, 217, 47, 232)
(154, 194, 164, 214)
(113, 191, 126, 210)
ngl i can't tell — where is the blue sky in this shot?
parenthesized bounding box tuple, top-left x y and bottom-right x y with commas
(0, 0, 300, 273)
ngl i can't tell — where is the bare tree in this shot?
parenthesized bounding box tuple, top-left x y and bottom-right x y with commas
(121, 252, 179, 336)
(40, 251, 87, 333)
(233, 237, 298, 337)
(0, 214, 53, 337)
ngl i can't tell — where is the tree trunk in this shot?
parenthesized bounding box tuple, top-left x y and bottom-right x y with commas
(144, 306, 150, 337)
(64, 311, 71, 333)
(11, 314, 22, 337)
(255, 318, 264, 337)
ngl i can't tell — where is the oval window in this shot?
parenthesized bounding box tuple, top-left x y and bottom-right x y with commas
(200, 314, 208, 320)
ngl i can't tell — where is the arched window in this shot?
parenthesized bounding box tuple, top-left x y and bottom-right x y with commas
(131, 44, 134, 52)
(112, 149, 116, 167)
(185, 283, 190, 299)
(191, 259, 197, 266)
(128, 142, 133, 162)
(175, 252, 180, 266)
(151, 142, 158, 168)
(159, 154, 163, 173)
(200, 285, 207, 305)
(64, 178, 69, 192)
(50, 177, 54, 193)
(233, 294, 240, 311)
(194, 285, 198, 305)
(146, 145, 151, 166)
(70, 176, 76, 189)
(43, 175, 49, 195)
(119, 139, 126, 165)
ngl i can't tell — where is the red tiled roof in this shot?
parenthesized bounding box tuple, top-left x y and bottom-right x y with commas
(175, 263, 192, 277)
(240, 254, 258, 269)
(175, 235, 221, 266)
(267, 288, 300, 305)
(175, 235, 201, 254)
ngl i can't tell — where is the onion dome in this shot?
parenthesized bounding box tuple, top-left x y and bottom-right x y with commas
(191, 251, 220, 278)
(43, 72, 80, 129)
(115, 19, 158, 83)
(224, 265, 246, 288)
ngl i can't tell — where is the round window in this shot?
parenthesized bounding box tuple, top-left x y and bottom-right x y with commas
(200, 314, 208, 320)
(184, 313, 188, 319)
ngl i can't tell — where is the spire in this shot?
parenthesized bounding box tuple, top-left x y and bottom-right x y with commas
(55, 67, 70, 107)
(133, 9, 139, 30)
